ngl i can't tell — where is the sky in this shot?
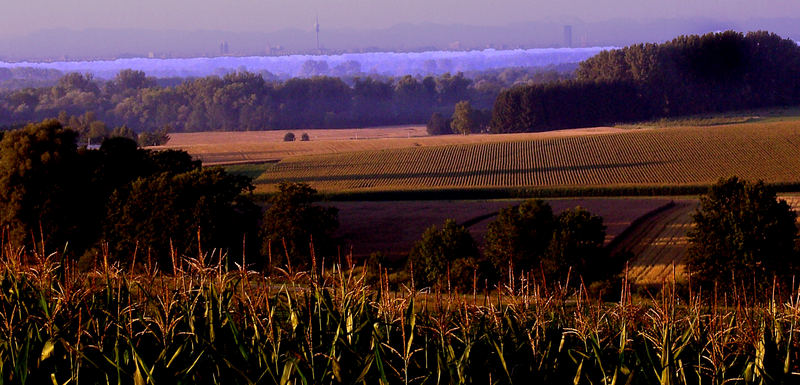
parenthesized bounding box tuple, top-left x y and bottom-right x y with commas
(1, 0, 799, 38)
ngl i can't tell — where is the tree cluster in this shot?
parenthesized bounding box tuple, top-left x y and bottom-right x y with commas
(0, 120, 259, 269)
(491, 31, 800, 133)
(409, 199, 611, 291)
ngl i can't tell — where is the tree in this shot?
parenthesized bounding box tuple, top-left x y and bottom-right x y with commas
(0, 120, 91, 250)
(261, 182, 338, 266)
(450, 100, 476, 135)
(283, 132, 296, 142)
(408, 219, 479, 289)
(484, 200, 608, 284)
(546, 207, 607, 280)
(426, 112, 451, 135)
(485, 199, 555, 279)
(109, 125, 138, 141)
(104, 167, 258, 269)
(301, 133, 310, 141)
(138, 127, 170, 147)
(86, 120, 108, 145)
(687, 177, 798, 288)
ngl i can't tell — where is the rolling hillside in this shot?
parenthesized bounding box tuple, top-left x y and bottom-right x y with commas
(243, 121, 800, 194)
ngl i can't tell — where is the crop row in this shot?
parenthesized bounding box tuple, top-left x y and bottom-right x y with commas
(254, 122, 800, 193)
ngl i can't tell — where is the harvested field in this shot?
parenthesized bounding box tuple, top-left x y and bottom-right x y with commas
(610, 200, 697, 285)
(250, 121, 800, 193)
(161, 126, 626, 165)
(167, 125, 428, 146)
(333, 197, 673, 259)
(612, 193, 800, 285)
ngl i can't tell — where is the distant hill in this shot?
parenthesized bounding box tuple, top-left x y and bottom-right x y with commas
(1, 18, 799, 61)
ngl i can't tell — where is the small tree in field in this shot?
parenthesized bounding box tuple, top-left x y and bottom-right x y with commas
(301, 133, 310, 141)
(408, 219, 479, 289)
(688, 177, 798, 289)
(283, 132, 296, 142)
(426, 112, 451, 135)
(450, 100, 476, 135)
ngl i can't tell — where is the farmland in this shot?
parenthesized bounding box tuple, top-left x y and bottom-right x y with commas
(242, 121, 800, 194)
(609, 200, 696, 285)
(607, 193, 800, 286)
(333, 197, 674, 258)
(163, 125, 624, 165)
(4, 249, 800, 384)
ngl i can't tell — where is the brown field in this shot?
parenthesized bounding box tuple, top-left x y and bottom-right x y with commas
(159, 126, 627, 165)
(333, 197, 674, 259)
(249, 121, 800, 193)
(610, 200, 697, 285)
(166, 125, 429, 145)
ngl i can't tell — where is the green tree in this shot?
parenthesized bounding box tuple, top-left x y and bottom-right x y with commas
(137, 127, 170, 147)
(0, 120, 91, 250)
(450, 100, 476, 135)
(261, 182, 338, 266)
(109, 125, 138, 141)
(86, 120, 108, 145)
(546, 207, 607, 280)
(426, 112, 451, 135)
(104, 167, 258, 268)
(485, 199, 555, 279)
(408, 219, 479, 289)
(687, 177, 798, 288)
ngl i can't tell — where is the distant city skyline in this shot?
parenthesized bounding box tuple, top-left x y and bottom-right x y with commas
(1, 0, 799, 39)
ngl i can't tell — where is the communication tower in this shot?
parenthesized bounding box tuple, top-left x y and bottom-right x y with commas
(315, 15, 321, 53)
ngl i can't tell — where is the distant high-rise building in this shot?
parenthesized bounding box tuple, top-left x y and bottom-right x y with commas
(219, 41, 229, 55)
(563, 25, 573, 48)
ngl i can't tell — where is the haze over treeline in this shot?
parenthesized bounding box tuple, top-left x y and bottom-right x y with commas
(1, 18, 799, 61)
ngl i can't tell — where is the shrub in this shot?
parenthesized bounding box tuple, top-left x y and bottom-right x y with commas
(301, 133, 310, 141)
(283, 132, 296, 142)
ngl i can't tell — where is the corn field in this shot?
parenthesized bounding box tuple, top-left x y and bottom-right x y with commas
(2, 245, 800, 385)
(253, 122, 800, 193)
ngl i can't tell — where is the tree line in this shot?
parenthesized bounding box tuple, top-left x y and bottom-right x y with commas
(491, 31, 800, 133)
(0, 67, 572, 137)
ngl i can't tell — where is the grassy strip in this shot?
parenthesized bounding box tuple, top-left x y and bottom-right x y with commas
(252, 182, 800, 202)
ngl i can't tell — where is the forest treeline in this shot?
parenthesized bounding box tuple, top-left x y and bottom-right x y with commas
(0, 67, 570, 136)
(491, 31, 800, 132)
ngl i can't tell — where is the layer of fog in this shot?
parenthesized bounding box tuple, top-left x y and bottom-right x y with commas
(0, 47, 612, 79)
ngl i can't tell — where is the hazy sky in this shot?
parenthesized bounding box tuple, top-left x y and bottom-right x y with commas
(1, 0, 798, 38)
